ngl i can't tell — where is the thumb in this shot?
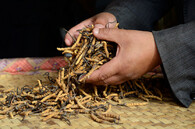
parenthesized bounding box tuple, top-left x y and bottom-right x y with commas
(86, 57, 119, 85)
(93, 28, 120, 43)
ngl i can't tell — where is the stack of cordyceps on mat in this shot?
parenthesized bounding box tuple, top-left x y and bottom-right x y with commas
(0, 25, 162, 125)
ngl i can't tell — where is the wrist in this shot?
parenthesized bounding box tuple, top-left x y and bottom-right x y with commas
(151, 32, 162, 67)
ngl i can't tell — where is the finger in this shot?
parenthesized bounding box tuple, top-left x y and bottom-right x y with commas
(86, 57, 119, 84)
(94, 24, 105, 28)
(65, 19, 93, 46)
(88, 74, 126, 86)
(103, 75, 126, 85)
(65, 21, 105, 46)
(93, 12, 117, 28)
(93, 28, 122, 45)
(64, 25, 80, 46)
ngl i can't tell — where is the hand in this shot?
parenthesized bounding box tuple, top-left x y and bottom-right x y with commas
(86, 28, 162, 85)
(64, 12, 117, 46)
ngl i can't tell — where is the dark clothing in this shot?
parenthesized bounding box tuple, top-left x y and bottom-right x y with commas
(105, 0, 195, 107)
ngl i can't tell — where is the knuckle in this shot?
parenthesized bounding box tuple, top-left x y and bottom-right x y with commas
(99, 29, 111, 38)
(97, 73, 109, 82)
(102, 28, 111, 34)
(126, 72, 139, 80)
(95, 17, 107, 25)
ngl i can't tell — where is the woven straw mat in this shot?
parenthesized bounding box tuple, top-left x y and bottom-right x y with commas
(0, 72, 194, 129)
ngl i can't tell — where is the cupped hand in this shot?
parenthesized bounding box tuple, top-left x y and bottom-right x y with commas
(86, 28, 162, 85)
(65, 12, 116, 46)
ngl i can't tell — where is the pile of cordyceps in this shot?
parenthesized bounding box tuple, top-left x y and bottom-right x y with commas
(0, 25, 162, 125)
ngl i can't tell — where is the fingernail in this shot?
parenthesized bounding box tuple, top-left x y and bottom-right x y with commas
(93, 28, 99, 35)
(65, 39, 71, 46)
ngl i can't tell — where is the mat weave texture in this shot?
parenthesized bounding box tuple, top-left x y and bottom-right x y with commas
(0, 72, 194, 129)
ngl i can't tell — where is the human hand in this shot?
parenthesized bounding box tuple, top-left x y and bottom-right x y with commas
(86, 28, 162, 85)
(64, 12, 116, 46)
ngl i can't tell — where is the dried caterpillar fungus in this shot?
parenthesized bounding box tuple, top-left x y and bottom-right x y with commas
(0, 24, 163, 125)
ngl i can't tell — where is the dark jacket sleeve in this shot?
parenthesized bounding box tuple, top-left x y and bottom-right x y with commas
(104, 0, 195, 107)
(104, 0, 173, 31)
(152, 21, 195, 107)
